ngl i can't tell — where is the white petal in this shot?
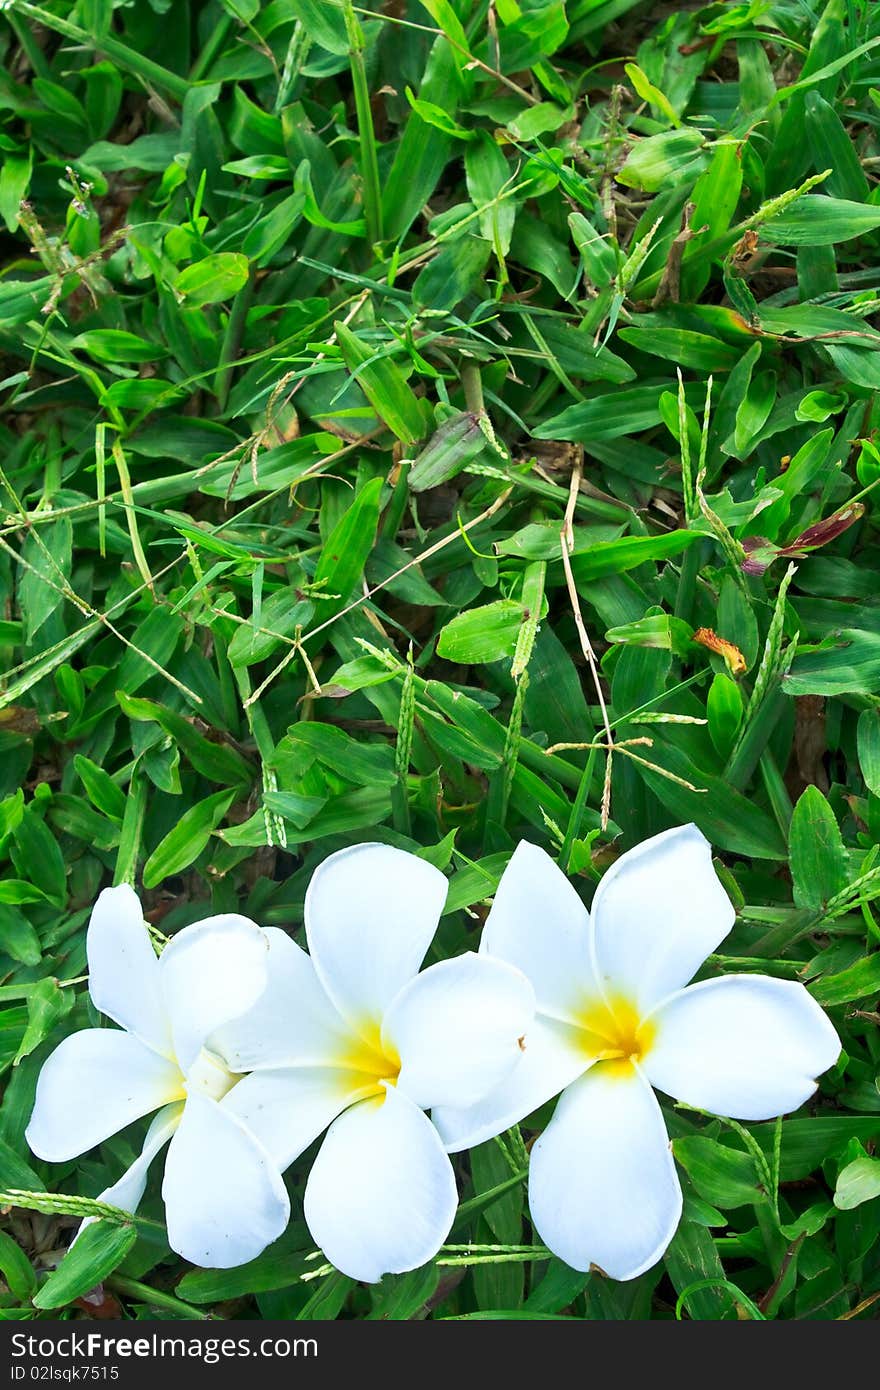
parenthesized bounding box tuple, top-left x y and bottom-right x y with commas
(481, 841, 598, 1023)
(305, 843, 448, 1034)
(644, 975, 842, 1121)
(383, 953, 535, 1110)
(159, 915, 270, 1074)
(74, 1104, 183, 1246)
(222, 1068, 358, 1170)
(162, 1091, 289, 1268)
(26, 1030, 182, 1163)
(590, 824, 735, 1015)
(97, 1103, 182, 1214)
(529, 1064, 682, 1280)
(210, 929, 351, 1071)
(433, 1012, 590, 1153)
(304, 1086, 457, 1283)
(87, 885, 172, 1059)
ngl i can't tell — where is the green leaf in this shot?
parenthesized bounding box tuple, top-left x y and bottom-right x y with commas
(368, 1263, 440, 1319)
(12, 810, 66, 905)
(674, 1137, 765, 1209)
(335, 323, 425, 445)
(409, 411, 486, 491)
(0, 1139, 41, 1192)
(857, 709, 880, 796)
(0, 1229, 36, 1300)
(437, 600, 529, 665)
(466, 132, 516, 260)
(115, 693, 251, 786)
(664, 1220, 730, 1320)
(221, 0, 260, 21)
(278, 723, 396, 787)
(634, 740, 787, 859)
(19, 519, 72, 644)
(570, 532, 702, 583)
(74, 754, 127, 821)
(681, 140, 744, 297)
(80, 134, 181, 172)
(535, 383, 706, 442)
(0, 151, 32, 234)
(606, 614, 694, 656)
(706, 673, 743, 760)
(624, 61, 682, 126)
(258, 785, 392, 844)
(259, 789, 326, 828)
(176, 1228, 314, 1302)
(70, 330, 166, 364)
(411, 234, 492, 310)
(804, 93, 869, 202)
(311, 475, 384, 622)
(834, 1155, 880, 1211)
(617, 328, 741, 372)
(142, 789, 235, 888)
(174, 253, 250, 307)
(226, 592, 314, 668)
(15, 977, 74, 1064)
(241, 193, 305, 265)
(809, 954, 880, 1007)
(783, 630, 880, 697)
(405, 89, 474, 141)
(0, 905, 41, 966)
(616, 129, 706, 191)
(789, 786, 849, 911)
(761, 195, 880, 245)
(497, 2, 568, 69)
(33, 1221, 137, 1309)
(285, 0, 349, 52)
(413, 0, 470, 59)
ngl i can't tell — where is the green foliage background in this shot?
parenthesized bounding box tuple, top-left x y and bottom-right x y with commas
(0, 0, 879, 1321)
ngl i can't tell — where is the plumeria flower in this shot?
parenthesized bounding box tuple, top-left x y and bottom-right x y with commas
(27, 887, 290, 1268)
(212, 843, 535, 1283)
(433, 825, 841, 1280)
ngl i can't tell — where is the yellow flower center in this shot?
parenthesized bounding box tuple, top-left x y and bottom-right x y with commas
(184, 1047, 241, 1102)
(338, 1023, 401, 1101)
(575, 994, 656, 1077)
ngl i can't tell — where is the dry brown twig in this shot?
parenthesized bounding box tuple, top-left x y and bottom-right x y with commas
(559, 451, 616, 829)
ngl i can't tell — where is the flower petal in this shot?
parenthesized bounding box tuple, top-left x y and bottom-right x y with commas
(74, 1104, 183, 1247)
(210, 929, 351, 1071)
(87, 885, 172, 1059)
(162, 1091, 289, 1268)
(222, 1068, 359, 1170)
(159, 915, 270, 1074)
(94, 1103, 182, 1217)
(26, 1030, 182, 1163)
(590, 824, 735, 1015)
(305, 843, 448, 1035)
(644, 975, 841, 1121)
(304, 1085, 457, 1283)
(433, 1013, 590, 1153)
(481, 841, 598, 1023)
(383, 953, 535, 1110)
(528, 1064, 682, 1280)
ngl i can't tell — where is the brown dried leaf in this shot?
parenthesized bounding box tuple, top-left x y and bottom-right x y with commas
(693, 627, 747, 677)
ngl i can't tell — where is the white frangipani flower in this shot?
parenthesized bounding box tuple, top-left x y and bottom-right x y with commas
(27, 887, 290, 1269)
(433, 825, 841, 1281)
(215, 842, 535, 1283)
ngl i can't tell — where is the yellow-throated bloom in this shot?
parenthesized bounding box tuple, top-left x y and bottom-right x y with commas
(27, 888, 289, 1268)
(215, 842, 535, 1283)
(433, 825, 841, 1280)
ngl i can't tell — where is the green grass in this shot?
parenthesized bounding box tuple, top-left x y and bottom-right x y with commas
(0, 0, 880, 1321)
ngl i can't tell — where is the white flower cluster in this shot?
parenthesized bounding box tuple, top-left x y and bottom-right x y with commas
(28, 827, 840, 1282)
